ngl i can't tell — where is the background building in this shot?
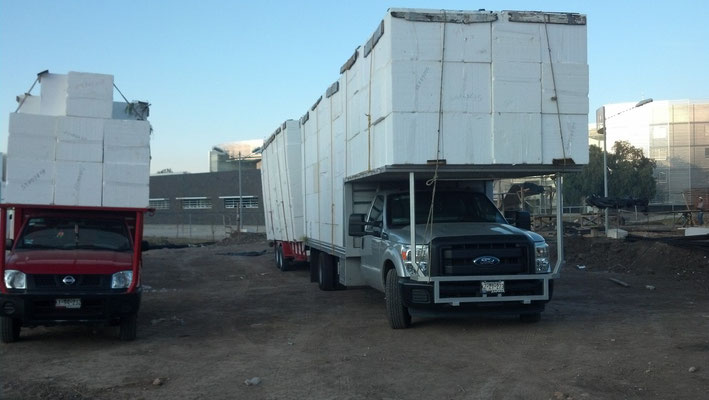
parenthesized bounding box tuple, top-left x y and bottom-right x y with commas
(209, 139, 263, 172)
(146, 169, 265, 240)
(594, 99, 709, 207)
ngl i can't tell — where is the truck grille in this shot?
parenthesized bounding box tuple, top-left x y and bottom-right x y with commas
(431, 235, 533, 276)
(30, 274, 109, 291)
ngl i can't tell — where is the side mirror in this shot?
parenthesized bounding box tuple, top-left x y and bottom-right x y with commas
(141, 240, 150, 252)
(5, 238, 13, 249)
(349, 214, 366, 237)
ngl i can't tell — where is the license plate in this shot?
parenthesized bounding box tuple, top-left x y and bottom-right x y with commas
(481, 281, 505, 294)
(55, 298, 81, 309)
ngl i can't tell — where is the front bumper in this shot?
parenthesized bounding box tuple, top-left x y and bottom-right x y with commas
(0, 291, 141, 326)
(399, 276, 553, 316)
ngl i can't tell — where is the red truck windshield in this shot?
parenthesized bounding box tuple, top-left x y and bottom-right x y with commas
(15, 217, 132, 252)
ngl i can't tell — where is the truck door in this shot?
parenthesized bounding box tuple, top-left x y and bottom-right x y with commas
(360, 194, 385, 290)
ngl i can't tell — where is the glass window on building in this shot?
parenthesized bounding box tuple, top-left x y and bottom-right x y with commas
(149, 198, 170, 210)
(179, 198, 212, 209)
(222, 196, 259, 209)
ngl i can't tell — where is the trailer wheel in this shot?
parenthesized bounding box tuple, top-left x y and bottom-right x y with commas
(274, 246, 281, 269)
(119, 314, 138, 341)
(385, 269, 411, 329)
(519, 312, 541, 323)
(0, 316, 21, 343)
(317, 253, 336, 291)
(277, 246, 292, 272)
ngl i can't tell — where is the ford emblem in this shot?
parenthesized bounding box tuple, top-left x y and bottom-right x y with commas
(473, 256, 500, 266)
(62, 276, 76, 285)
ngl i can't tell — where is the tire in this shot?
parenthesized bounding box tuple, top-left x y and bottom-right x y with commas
(385, 269, 411, 329)
(520, 312, 541, 323)
(275, 246, 283, 269)
(317, 253, 336, 291)
(0, 316, 20, 343)
(119, 314, 138, 341)
(277, 246, 291, 272)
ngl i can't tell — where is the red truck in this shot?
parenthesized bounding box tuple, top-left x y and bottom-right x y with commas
(0, 204, 150, 342)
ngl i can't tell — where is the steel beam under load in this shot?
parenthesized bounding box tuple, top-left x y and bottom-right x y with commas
(345, 164, 583, 183)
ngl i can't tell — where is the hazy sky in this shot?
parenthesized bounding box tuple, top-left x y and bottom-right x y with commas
(1, 0, 707, 173)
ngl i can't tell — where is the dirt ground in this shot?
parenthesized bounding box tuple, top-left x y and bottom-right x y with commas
(1, 233, 708, 399)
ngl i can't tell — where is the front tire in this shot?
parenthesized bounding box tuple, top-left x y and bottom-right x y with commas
(0, 316, 21, 343)
(385, 269, 411, 329)
(119, 314, 138, 341)
(317, 253, 336, 291)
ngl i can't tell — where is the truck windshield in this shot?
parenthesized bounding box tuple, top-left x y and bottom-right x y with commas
(15, 217, 132, 251)
(387, 191, 507, 227)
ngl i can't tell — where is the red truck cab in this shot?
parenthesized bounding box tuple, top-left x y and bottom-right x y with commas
(0, 204, 150, 342)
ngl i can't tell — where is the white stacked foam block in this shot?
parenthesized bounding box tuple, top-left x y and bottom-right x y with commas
(54, 162, 103, 206)
(5, 71, 151, 208)
(4, 158, 55, 204)
(102, 119, 150, 207)
(56, 117, 104, 162)
(7, 113, 57, 160)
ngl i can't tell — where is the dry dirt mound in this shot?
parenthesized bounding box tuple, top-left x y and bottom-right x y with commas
(564, 236, 709, 282)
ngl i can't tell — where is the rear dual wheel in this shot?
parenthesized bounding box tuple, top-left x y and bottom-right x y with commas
(317, 253, 337, 291)
(275, 245, 292, 271)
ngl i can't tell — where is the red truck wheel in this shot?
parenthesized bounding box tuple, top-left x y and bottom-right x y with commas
(0, 316, 21, 343)
(119, 314, 138, 341)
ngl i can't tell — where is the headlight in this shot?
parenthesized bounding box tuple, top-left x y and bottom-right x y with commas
(111, 271, 133, 289)
(535, 243, 551, 273)
(400, 244, 429, 277)
(4, 270, 26, 289)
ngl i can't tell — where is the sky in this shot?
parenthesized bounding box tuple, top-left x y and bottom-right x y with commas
(1, 0, 707, 173)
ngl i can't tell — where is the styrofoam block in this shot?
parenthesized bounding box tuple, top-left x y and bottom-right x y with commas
(102, 183, 149, 208)
(443, 22, 492, 63)
(440, 113, 494, 164)
(391, 60, 442, 113)
(103, 163, 150, 186)
(346, 131, 368, 176)
(16, 94, 41, 114)
(104, 119, 151, 146)
(442, 62, 492, 113)
(112, 102, 148, 120)
(66, 97, 113, 119)
(369, 63, 393, 121)
(67, 71, 113, 100)
(541, 63, 589, 114)
(103, 145, 150, 164)
(55, 117, 104, 162)
(492, 113, 542, 164)
(54, 161, 103, 206)
(492, 62, 541, 113)
(390, 16, 442, 61)
(541, 24, 587, 65)
(541, 114, 590, 164)
(4, 158, 55, 205)
(492, 17, 542, 63)
(607, 228, 628, 239)
(7, 113, 57, 161)
(369, 114, 393, 169)
(39, 73, 68, 116)
(390, 112, 440, 165)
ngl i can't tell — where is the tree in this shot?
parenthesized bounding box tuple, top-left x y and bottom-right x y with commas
(563, 141, 656, 205)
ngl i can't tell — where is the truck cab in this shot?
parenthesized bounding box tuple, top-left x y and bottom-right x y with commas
(350, 185, 554, 328)
(0, 205, 148, 342)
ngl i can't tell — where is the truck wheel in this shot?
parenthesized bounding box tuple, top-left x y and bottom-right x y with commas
(274, 246, 282, 269)
(0, 316, 21, 343)
(119, 314, 138, 341)
(520, 312, 541, 323)
(317, 253, 336, 291)
(385, 269, 411, 329)
(277, 246, 291, 272)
